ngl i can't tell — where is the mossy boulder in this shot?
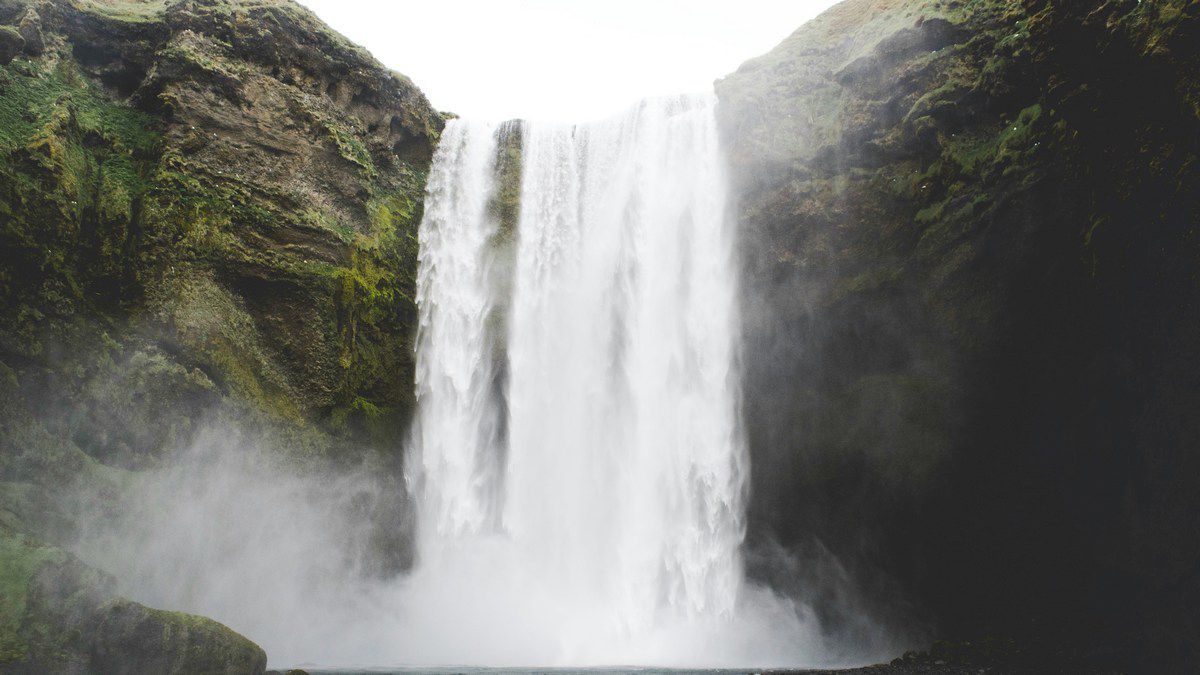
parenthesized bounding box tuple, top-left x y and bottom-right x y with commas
(0, 528, 265, 673)
(90, 600, 266, 674)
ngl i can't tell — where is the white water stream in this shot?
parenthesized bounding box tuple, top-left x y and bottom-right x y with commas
(405, 95, 823, 666)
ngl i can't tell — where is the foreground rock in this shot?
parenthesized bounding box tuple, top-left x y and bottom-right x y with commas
(0, 528, 265, 673)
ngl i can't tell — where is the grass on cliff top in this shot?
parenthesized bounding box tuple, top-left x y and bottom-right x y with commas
(73, 0, 171, 22)
(74, 0, 294, 23)
(74, 0, 376, 64)
(729, 0, 1027, 85)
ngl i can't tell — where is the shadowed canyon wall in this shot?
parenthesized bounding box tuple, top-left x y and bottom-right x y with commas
(717, 0, 1200, 667)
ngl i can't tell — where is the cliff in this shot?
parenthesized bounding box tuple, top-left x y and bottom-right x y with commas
(0, 0, 442, 460)
(718, 0, 1200, 667)
(0, 0, 442, 669)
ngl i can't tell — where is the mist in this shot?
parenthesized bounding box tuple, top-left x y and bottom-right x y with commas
(58, 415, 900, 669)
(68, 426, 408, 667)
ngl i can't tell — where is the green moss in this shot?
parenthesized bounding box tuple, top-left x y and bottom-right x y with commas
(364, 189, 421, 305)
(2, 0, 440, 457)
(328, 395, 395, 442)
(941, 103, 1043, 176)
(0, 529, 65, 664)
(302, 207, 350, 241)
(0, 57, 162, 357)
(139, 150, 275, 261)
(905, 103, 1045, 258)
(0, 24, 22, 47)
(321, 186, 424, 437)
(0, 59, 158, 156)
(326, 121, 375, 178)
(915, 199, 947, 225)
(97, 163, 134, 224)
(0, 521, 265, 670)
(161, 40, 236, 79)
(91, 600, 267, 673)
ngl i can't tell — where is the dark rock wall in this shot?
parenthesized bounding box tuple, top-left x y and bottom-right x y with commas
(718, 0, 1200, 665)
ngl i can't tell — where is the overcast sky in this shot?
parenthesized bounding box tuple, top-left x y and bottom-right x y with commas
(297, 0, 840, 121)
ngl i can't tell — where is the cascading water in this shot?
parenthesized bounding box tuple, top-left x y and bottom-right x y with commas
(402, 94, 823, 667)
(506, 95, 744, 625)
(412, 119, 506, 537)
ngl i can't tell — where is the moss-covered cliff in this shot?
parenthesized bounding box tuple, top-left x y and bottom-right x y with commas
(0, 0, 443, 461)
(718, 0, 1200, 667)
(0, 0, 443, 669)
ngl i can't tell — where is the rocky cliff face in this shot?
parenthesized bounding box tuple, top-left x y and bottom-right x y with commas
(0, 0, 442, 669)
(0, 0, 442, 462)
(718, 0, 1200, 666)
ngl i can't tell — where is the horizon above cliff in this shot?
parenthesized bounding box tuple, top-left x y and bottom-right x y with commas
(297, 0, 839, 121)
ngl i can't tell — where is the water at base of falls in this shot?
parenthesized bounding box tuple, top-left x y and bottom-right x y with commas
(402, 94, 824, 668)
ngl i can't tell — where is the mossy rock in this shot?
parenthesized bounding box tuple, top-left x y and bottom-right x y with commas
(0, 528, 266, 673)
(90, 600, 266, 674)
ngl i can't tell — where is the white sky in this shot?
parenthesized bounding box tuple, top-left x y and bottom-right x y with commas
(297, 0, 839, 122)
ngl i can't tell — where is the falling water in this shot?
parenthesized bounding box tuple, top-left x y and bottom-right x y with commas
(505, 94, 744, 623)
(412, 119, 506, 537)
(405, 95, 822, 667)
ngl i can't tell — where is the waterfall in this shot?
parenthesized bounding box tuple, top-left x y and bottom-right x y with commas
(505, 95, 744, 622)
(404, 94, 820, 667)
(412, 119, 506, 537)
